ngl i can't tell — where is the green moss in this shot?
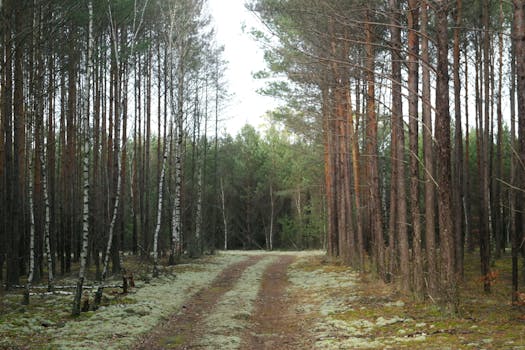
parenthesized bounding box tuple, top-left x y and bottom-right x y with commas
(105, 296, 137, 306)
(159, 334, 185, 348)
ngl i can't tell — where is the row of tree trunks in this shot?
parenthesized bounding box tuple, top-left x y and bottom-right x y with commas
(0, 1, 227, 315)
(318, 0, 458, 307)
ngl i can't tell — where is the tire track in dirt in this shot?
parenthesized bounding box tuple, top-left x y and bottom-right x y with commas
(241, 255, 314, 350)
(133, 255, 264, 350)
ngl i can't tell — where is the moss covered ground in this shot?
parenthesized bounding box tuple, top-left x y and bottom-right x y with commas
(0, 253, 246, 349)
(288, 252, 525, 349)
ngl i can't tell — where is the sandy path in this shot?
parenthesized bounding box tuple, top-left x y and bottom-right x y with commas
(133, 255, 263, 349)
(132, 252, 316, 350)
(241, 255, 313, 350)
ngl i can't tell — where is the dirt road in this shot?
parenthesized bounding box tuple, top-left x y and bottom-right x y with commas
(242, 255, 314, 350)
(134, 253, 311, 349)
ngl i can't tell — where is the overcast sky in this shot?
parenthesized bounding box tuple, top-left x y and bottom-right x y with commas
(207, 0, 278, 135)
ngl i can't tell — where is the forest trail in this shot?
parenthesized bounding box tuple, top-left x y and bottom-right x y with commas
(133, 253, 312, 350)
(242, 255, 313, 349)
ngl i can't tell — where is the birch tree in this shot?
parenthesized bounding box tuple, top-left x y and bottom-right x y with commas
(23, 124, 35, 305)
(153, 123, 171, 277)
(41, 144, 53, 292)
(72, 0, 93, 316)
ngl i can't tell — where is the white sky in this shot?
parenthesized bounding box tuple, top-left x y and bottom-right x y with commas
(207, 0, 278, 135)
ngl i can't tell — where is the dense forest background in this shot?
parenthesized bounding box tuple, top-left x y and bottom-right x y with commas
(1, 0, 525, 315)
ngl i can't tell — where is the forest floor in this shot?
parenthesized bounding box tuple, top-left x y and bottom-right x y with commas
(2, 250, 525, 349)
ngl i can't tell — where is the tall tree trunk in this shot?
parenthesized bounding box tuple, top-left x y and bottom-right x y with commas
(193, 86, 205, 256)
(364, 10, 384, 279)
(44, 47, 54, 289)
(322, 85, 337, 257)
(435, 0, 457, 312)
(464, 41, 473, 253)
(11, 0, 25, 287)
(110, 32, 122, 274)
(2, 0, 15, 289)
(212, 54, 221, 254)
(346, 79, 364, 269)
(494, 0, 504, 259)
(169, 59, 184, 265)
(58, 59, 66, 276)
(514, 0, 525, 302)
(132, 55, 141, 256)
(41, 141, 53, 291)
(511, 0, 519, 303)
(480, 0, 492, 293)
(453, 0, 464, 279)
(73, 1, 93, 316)
(143, 47, 151, 256)
(421, 0, 437, 299)
(23, 128, 35, 305)
(408, 0, 422, 297)
(119, 61, 128, 261)
(153, 124, 171, 277)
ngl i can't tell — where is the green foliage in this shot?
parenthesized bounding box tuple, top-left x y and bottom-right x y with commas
(278, 215, 298, 247)
(211, 121, 324, 250)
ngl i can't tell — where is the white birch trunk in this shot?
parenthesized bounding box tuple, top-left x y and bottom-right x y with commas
(100, 155, 122, 277)
(169, 63, 184, 264)
(23, 144, 35, 305)
(72, 0, 93, 316)
(41, 146, 54, 291)
(221, 177, 228, 250)
(165, 4, 185, 264)
(170, 121, 183, 262)
(94, 97, 123, 306)
(153, 127, 170, 277)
